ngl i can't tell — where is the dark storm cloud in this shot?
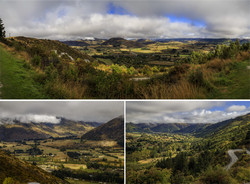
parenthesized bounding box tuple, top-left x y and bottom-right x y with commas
(0, 101, 123, 123)
(126, 101, 250, 124)
(0, 0, 249, 39)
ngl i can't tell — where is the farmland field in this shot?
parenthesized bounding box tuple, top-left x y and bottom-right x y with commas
(0, 138, 124, 184)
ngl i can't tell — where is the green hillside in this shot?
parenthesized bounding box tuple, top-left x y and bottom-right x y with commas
(0, 150, 64, 184)
(126, 113, 250, 184)
(0, 44, 47, 98)
(126, 122, 208, 133)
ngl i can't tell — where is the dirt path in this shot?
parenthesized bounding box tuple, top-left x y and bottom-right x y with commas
(225, 149, 250, 170)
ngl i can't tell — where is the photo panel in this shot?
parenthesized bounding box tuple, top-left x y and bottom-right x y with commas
(0, 101, 125, 184)
(126, 100, 250, 184)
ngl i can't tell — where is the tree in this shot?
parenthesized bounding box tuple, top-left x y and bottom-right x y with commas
(0, 18, 6, 39)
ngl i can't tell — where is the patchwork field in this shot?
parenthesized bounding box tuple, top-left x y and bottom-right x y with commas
(0, 138, 124, 184)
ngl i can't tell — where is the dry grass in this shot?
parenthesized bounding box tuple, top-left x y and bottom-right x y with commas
(137, 79, 205, 99)
(83, 140, 118, 147)
(46, 79, 87, 99)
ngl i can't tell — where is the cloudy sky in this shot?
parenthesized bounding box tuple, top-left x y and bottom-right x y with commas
(0, 0, 249, 40)
(126, 101, 250, 124)
(0, 101, 123, 124)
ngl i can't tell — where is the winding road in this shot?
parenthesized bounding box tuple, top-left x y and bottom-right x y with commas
(225, 149, 250, 170)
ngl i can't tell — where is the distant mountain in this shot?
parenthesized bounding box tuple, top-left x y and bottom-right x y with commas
(126, 122, 208, 133)
(61, 40, 90, 46)
(81, 116, 124, 146)
(102, 37, 144, 48)
(127, 113, 250, 148)
(136, 39, 156, 45)
(0, 150, 64, 184)
(0, 118, 101, 141)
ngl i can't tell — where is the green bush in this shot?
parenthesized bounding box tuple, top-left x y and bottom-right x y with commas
(3, 177, 19, 184)
(31, 55, 41, 66)
(199, 166, 237, 184)
(188, 68, 204, 86)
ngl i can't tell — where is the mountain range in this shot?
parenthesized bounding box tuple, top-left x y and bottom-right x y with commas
(81, 116, 124, 146)
(127, 113, 250, 138)
(0, 117, 101, 141)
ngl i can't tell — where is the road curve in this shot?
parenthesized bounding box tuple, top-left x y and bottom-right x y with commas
(225, 149, 250, 170)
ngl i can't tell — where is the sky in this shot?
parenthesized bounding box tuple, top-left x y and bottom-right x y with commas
(126, 101, 250, 124)
(0, 101, 124, 124)
(0, 0, 249, 40)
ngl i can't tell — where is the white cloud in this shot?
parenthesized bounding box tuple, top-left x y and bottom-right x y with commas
(227, 105, 246, 112)
(0, 101, 123, 123)
(18, 114, 60, 124)
(127, 101, 250, 124)
(0, 0, 249, 39)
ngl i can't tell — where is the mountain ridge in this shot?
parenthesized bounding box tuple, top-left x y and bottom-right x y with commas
(81, 116, 124, 146)
(0, 117, 102, 141)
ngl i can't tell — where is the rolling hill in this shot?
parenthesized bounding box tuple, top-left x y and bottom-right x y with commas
(0, 118, 101, 141)
(126, 122, 208, 133)
(61, 40, 90, 47)
(81, 116, 124, 146)
(102, 37, 144, 48)
(0, 150, 64, 184)
(7, 36, 94, 62)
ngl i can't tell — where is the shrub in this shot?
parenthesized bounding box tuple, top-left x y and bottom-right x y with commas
(12, 41, 24, 51)
(3, 177, 19, 184)
(188, 67, 205, 86)
(199, 166, 237, 184)
(31, 55, 41, 66)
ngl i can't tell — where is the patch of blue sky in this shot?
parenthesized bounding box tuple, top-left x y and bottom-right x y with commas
(211, 101, 250, 112)
(226, 101, 250, 108)
(58, 8, 67, 18)
(107, 2, 133, 15)
(167, 14, 205, 27)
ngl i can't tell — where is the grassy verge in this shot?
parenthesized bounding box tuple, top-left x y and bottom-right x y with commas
(210, 59, 250, 99)
(0, 45, 48, 99)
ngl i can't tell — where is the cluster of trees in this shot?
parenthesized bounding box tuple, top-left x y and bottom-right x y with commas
(52, 168, 123, 184)
(156, 150, 214, 177)
(187, 40, 249, 64)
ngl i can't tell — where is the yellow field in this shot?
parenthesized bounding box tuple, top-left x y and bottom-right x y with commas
(63, 164, 87, 170)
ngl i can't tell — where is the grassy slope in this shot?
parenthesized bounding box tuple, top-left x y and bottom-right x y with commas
(0, 45, 47, 99)
(0, 150, 64, 184)
(211, 59, 250, 99)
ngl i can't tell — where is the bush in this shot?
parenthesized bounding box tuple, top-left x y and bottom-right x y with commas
(31, 55, 41, 66)
(12, 41, 24, 51)
(3, 177, 20, 184)
(188, 67, 214, 92)
(188, 67, 204, 86)
(199, 166, 237, 184)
